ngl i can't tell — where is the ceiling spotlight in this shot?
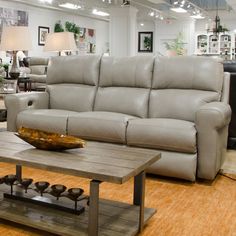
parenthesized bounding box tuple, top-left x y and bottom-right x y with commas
(140, 23, 144, 26)
(92, 9, 110, 16)
(59, 3, 81, 9)
(122, 0, 130, 5)
(173, 1, 178, 5)
(191, 14, 205, 19)
(170, 7, 187, 13)
(149, 11, 155, 17)
(39, 0, 53, 3)
(160, 16, 164, 20)
(187, 4, 191, 8)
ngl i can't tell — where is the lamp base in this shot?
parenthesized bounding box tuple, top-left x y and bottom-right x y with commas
(9, 72, 20, 80)
(9, 51, 20, 80)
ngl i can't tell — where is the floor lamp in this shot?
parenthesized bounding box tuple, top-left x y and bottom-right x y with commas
(0, 26, 32, 79)
(44, 32, 77, 56)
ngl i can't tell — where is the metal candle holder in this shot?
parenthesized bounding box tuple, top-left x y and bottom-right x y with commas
(0, 174, 88, 215)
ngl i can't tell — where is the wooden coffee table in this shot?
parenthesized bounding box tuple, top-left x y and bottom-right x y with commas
(0, 132, 161, 236)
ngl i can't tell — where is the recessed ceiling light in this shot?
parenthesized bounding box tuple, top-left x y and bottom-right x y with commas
(191, 14, 205, 19)
(170, 7, 187, 13)
(39, 0, 53, 3)
(59, 3, 81, 10)
(140, 23, 144, 26)
(92, 9, 109, 16)
(149, 12, 155, 17)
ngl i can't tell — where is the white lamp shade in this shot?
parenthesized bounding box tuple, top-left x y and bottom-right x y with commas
(44, 32, 77, 52)
(0, 26, 32, 51)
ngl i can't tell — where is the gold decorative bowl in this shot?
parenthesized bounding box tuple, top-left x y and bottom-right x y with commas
(15, 127, 86, 151)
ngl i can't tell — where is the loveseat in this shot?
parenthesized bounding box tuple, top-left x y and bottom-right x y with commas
(5, 55, 231, 181)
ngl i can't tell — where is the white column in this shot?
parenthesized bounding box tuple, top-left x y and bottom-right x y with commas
(109, 6, 138, 57)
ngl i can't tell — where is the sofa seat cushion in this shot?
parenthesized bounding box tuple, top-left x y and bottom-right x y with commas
(16, 109, 79, 134)
(127, 118, 197, 153)
(68, 112, 137, 144)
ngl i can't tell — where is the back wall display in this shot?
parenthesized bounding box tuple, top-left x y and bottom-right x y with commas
(0, 7, 29, 42)
(78, 27, 96, 54)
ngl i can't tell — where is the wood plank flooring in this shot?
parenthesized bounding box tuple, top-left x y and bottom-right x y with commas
(0, 163, 235, 236)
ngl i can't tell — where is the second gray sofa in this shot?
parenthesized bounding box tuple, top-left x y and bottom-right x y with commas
(5, 55, 231, 181)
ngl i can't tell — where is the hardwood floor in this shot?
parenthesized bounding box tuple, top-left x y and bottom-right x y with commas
(0, 163, 235, 236)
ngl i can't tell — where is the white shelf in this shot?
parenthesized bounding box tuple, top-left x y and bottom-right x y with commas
(196, 32, 236, 60)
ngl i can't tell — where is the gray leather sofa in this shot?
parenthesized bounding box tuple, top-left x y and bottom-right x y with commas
(25, 57, 49, 90)
(5, 55, 231, 181)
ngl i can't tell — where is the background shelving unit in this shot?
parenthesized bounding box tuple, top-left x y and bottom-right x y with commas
(196, 32, 236, 60)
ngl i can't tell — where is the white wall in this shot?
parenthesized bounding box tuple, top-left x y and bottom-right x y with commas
(109, 6, 137, 57)
(0, 0, 109, 60)
(155, 18, 196, 56)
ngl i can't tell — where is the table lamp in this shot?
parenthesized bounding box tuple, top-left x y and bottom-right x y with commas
(0, 26, 32, 79)
(44, 32, 77, 56)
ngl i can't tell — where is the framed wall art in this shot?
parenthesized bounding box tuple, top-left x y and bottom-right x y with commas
(138, 32, 153, 53)
(38, 26, 49, 46)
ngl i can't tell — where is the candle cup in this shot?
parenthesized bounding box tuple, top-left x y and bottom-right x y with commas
(0, 177, 5, 184)
(20, 178, 33, 193)
(67, 188, 84, 210)
(67, 188, 84, 201)
(35, 181, 50, 196)
(50, 184, 67, 200)
(4, 174, 17, 195)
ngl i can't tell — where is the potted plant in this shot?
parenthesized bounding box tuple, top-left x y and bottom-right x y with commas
(65, 21, 80, 42)
(164, 32, 186, 56)
(54, 21, 64, 32)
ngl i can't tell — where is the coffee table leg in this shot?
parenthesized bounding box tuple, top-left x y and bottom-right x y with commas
(88, 180, 101, 236)
(16, 165, 22, 182)
(133, 171, 145, 232)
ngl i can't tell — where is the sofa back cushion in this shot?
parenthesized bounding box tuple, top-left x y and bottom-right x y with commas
(28, 57, 49, 75)
(94, 56, 154, 117)
(46, 55, 101, 112)
(149, 56, 224, 121)
(30, 66, 47, 75)
(152, 56, 223, 92)
(47, 55, 101, 85)
(28, 57, 49, 66)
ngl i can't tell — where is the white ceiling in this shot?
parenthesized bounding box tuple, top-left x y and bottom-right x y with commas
(4, 0, 236, 21)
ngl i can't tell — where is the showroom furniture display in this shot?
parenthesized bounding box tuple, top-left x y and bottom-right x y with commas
(24, 57, 49, 90)
(223, 60, 236, 148)
(0, 132, 160, 236)
(17, 76, 32, 92)
(5, 55, 231, 181)
(196, 32, 236, 60)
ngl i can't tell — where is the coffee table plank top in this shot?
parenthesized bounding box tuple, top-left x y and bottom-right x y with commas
(0, 132, 161, 184)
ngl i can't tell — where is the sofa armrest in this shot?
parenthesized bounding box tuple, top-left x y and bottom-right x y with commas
(4, 92, 49, 131)
(195, 102, 231, 180)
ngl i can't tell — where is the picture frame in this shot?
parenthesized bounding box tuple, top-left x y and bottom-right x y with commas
(138, 32, 153, 52)
(38, 26, 50, 46)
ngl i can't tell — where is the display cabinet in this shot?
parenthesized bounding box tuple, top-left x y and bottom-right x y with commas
(196, 32, 236, 60)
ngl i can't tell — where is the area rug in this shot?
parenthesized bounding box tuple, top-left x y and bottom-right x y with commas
(0, 163, 235, 236)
